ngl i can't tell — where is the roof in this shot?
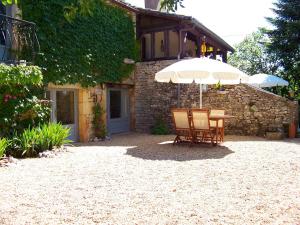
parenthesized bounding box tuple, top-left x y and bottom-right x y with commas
(111, 0, 234, 52)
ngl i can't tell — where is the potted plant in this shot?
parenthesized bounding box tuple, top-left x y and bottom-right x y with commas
(215, 81, 228, 94)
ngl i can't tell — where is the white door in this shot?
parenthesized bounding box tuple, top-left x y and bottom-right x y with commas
(47, 89, 78, 142)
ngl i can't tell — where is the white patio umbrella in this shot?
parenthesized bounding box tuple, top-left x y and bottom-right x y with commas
(248, 73, 289, 88)
(155, 57, 250, 108)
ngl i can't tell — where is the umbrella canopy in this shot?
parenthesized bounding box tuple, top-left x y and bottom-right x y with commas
(155, 57, 250, 108)
(248, 73, 289, 88)
(155, 57, 249, 84)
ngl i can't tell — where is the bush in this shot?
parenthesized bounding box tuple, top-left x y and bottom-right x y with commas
(151, 118, 170, 135)
(9, 123, 70, 158)
(0, 64, 50, 137)
(0, 138, 10, 158)
(92, 103, 107, 139)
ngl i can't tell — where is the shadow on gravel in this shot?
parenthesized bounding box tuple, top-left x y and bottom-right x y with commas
(125, 144, 234, 161)
(75, 133, 234, 161)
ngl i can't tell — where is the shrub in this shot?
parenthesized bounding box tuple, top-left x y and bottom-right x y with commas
(9, 123, 70, 158)
(18, 127, 40, 157)
(0, 138, 10, 158)
(39, 123, 71, 149)
(151, 118, 170, 135)
(92, 103, 107, 139)
(0, 64, 50, 138)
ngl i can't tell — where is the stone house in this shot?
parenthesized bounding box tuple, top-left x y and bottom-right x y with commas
(46, 0, 235, 142)
(44, 0, 298, 141)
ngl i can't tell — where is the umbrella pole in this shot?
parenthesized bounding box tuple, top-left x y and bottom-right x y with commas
(177, 84, 181, 107)
(200, 84, 203, 109)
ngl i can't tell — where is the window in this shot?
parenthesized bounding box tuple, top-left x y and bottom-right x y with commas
(154, 31, 165, 58)
(142, 33, 152, 60)
(56, 91, 75, 125)
(169, 31, 179, 57)
(110, 90, 121, 119)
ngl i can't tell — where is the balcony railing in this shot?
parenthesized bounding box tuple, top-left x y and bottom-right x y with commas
(0, 14, 39, 64)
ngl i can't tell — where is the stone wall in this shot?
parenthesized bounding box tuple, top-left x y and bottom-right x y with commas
(134, 60, 298, 136)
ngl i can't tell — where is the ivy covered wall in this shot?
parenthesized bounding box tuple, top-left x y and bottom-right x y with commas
(20, 0, 138, 87)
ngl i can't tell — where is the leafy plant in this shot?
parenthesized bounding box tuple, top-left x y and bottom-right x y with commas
(18, 127, 40, 157)
(0, 64, 43, 85)
(151, 117, 170, 135)
(0, 64, 50, 137)
(92, 103, 107, 139)
(214, 81, 225, 91)
(160, 0, 184, 12)
(1, 0, 18, 5)
(0, 138, 10, 158)
(9, 123, 70, 158)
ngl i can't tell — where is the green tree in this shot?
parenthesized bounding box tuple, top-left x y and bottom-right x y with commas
(1, 0, 17, 5)
(267, 0, 300, 97)
(228, 29, 280, 75)
(160, 0, 184, 12)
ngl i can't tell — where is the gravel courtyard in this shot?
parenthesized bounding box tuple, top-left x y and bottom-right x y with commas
(0, 133, 300, 225)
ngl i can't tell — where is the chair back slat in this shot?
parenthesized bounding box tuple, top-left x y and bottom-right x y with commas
(191, 109, 210, 130)
(172, 109, 190, 130)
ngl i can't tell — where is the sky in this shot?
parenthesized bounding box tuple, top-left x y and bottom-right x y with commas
(126, 0, 276, 46)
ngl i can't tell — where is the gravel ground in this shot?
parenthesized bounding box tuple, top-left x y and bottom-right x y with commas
(0, 133, 300, 225)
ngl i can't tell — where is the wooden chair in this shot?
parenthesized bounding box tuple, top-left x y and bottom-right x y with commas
(190, 109, 217, 145)
(171, 108, 193, 145)
(210, 109, 225, 142)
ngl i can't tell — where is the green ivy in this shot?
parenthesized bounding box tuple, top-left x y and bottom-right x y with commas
(19, 0, 138, 87)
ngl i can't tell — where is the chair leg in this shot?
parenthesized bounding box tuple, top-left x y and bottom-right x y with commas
(173, 135, 180, 145)
(222, 128, 224, 142)
(209, 131, 215, 146)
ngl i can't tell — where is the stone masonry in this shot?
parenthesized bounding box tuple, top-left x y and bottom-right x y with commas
(134, 60, 298, 136)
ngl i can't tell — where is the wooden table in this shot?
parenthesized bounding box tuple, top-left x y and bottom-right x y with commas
(209, 115, 235, 145)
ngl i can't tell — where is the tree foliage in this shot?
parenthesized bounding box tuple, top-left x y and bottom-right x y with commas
(228, 29, 280, 75)
(19, 0, 138, 87)
(267, 0, 300, 97)
(160, 0, 184, 12)
(1, 0, 17, 5)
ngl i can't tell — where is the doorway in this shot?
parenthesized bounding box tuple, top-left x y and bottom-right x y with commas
(47, 89, 78, 142)
(107, 88, 130, 134)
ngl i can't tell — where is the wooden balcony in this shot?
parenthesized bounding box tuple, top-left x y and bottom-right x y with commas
(136, 10, 233, 63)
